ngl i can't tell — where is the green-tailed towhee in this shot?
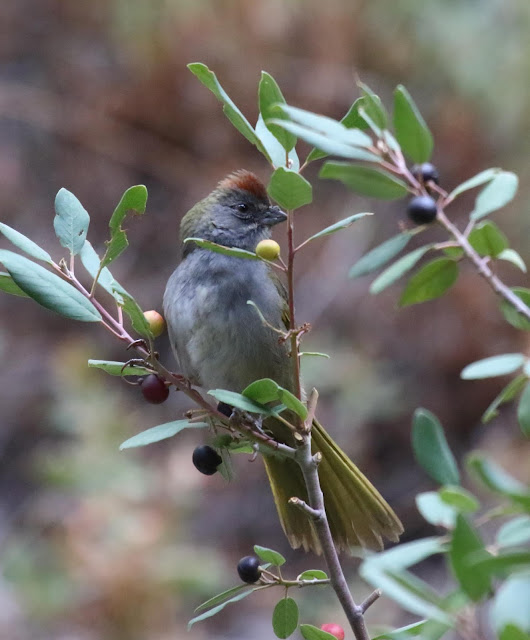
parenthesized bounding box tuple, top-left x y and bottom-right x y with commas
(163, 170, 403, 553)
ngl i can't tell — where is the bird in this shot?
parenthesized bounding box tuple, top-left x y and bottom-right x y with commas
(163, 169, 403, 553)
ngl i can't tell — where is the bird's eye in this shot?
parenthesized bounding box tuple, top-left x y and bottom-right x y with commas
(236, 203, 248, 213)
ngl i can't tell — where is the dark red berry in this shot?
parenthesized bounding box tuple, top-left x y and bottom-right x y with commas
(140, 374, 169, 404)
(217, 401, 233, 418)
(407, 195, 438, 225)
(412, 162, 440, 185)
(192, 445, 222, 475)
(237, 555, 261, 583)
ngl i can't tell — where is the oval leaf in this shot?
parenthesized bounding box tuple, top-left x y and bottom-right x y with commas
(53, 188, 90, 255)
(468, 220, 509, 257)
(304, 212, 372, 243)
(209, 389, 274, 416)
(0, 223, 53, 263)
(416, 491, 456, 529)
(297, 570, 328, 581)
(188, 63, 263, 152)
(0, 271, 29, 297)
(320, 162, 409, 200)
(272, 597, 299, 639)
(461, 353, 525, 379)
(0, 250, 101, 322)
(499, 288, 530, 331)
(300, 625, 337, 640)
(498, 248, 527, 273)
(120, 420, 208, 450)
(439, 486, 479, 513)
(268, 167, 312, 210)
(399, 258, 458, 306)
(449, 514, 491, 601)
(482, 374, 527, 423)
(491, 574, 530, 638)
(370, 244, 433, 294)
(448, 168, 501, 200)
(188, 587, 257, 629)
(497, 516, 530, 548)
(256, 114, 299, 170)
(259, 72, 296, 152)
(349, 231, 414, 279)
(467, 454, 530, 509)
(393, 85, 433, 163)
(88, 359, 153, 377)
(517, 382, 530, 437)
(254, 545, 286, 567)
(412, 408, 460, 486)
(184, 237, 259, 260)
(471, 171, 518, 220)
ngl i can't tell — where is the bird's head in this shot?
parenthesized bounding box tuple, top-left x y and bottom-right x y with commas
(181, 170, 287, 256)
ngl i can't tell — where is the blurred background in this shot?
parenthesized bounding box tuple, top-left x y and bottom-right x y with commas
(1, 1, 529, 638)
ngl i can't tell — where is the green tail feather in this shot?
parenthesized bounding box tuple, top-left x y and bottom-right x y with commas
(263, 419, 403, 554)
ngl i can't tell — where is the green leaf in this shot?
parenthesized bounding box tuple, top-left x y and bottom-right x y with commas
(449, 514, 491, 601)
(118, 289, 153, 338)
(412, 408, 460, 486)
(320, 162, 408, 199)
(448, 168, 501, 200)
(416, 491, 456, 529)
(373, 620, 450, 640)
(120, 420, 208, 450)
(299, 625, 337, 640)
(255, 114, 299, 170)
(469, 551, 530, 576)
(0, 250, 101, 322)
(277, 104, 373, 147)
(101, 185, 148, 269)
(491, 574, 530, 638)
(467, 454, 530, 510)
(439, 486, 479, 513)
(358, 81, 388, 130)
(183, 237, 259, 260)
(267, 167, 312, 210)
(0, 272, 29, 297)
(297, 569, 328, 581)
(498, 249, 527, 273)
(88, 359, 153, 377)
(497, 515, 530, 548)
(349, 231, 414, 279)
(299, 351, 330, 359)
(272, 597, 298, 639)
(399, 258, 458, 306)
(188, 587, 257, 629)
(468, 220, 509, 257)
(0, 222, 53, 263)
(243, 378, 307, 420)
(500, 288, 530, 331)
(370, 245, 433, 294)
(194, 584, 248, 613)
(303, 212, 372, 243)
(471, 171, 518, 220)
(208, 389, 275, 416)
(482, 374, 527, 423)
(393, 85, 433, 163)
(188, 63, 264, 151)
(79, 240, 121, 299)
(271, 119, 381, 162)
(461, 353, 525, 379)
(259, 72, 296, 152)
(53, 188, 90, 255)
(254, 545, 286, 567)
(518, 382, 530, 437)
(305, 97, 370, 163)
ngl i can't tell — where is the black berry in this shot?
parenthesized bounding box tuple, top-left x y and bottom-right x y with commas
(407, 195, 438, 225)
(140, 374, 169, 404)
(192, 445, 223, 475)
(217, 401, 233, 418)
(237, 555, 261, 583)
(412, 162, 440, 185)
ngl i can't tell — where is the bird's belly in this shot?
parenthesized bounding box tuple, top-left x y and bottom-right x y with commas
(165, 267, 291, 392)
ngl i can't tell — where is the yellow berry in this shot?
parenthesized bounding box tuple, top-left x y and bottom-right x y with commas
(143, 310, 166, 337)
(255, 239, 281, 261)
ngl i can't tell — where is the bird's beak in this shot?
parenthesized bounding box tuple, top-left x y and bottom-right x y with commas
(261, 205, 287, 227)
